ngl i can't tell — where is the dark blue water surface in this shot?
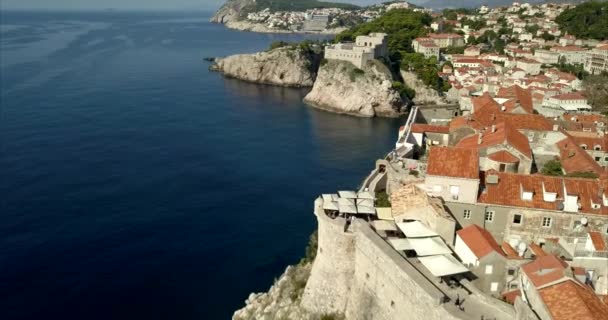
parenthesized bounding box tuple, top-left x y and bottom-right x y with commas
(0, 10, 402, 320)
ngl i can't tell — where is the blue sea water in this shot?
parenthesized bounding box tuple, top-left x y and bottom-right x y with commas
(0, 11, 402, 320)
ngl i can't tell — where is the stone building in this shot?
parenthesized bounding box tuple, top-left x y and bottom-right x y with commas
(585, 44, 608, 75)
(324, 33, 388, 69)
(412, 38, 439, 59)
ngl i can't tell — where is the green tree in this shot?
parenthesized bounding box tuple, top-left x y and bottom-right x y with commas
(556, 1, 608, 40)
(541, 160, 564, 176)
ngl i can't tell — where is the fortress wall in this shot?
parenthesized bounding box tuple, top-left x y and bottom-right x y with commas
(301, 199, 356, 314)
(344, 221, 462, 320)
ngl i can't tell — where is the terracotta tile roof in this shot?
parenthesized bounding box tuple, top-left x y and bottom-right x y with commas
(410, 123, 450, 134)
(467, 94, 553, 131)
(529, 243, 549, 257)
(556, 136, 604, 176)
(552, 45, 586, 52)
(589, 232, 607, 251)
(455, 122, 532, 158)
(454, 58, 485, 64)
(427, 147, 479, 179)
(563, 113, 607, 123)
(572, 266, 586, 276)
(456, 224, 505, 259)
(567, 134, 608, 152)
(501, 242, 522, 259)
(488, 150, 520, 163)
(539, 279, 608, 320)
(427, 146, 479, 179)
(502, 289, 521, 305)
(477, 171, 608, 215)
(428, 33, 463, 39)
(552, 92, 587, 101)
(521, 255, 569, 288)
(496, 85, 534, 114)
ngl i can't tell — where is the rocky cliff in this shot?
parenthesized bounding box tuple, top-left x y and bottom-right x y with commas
(211, 46, 321, 87)
(400, 70, 452, 106)
(211, 0, 254, 24)
(304, 60, 406, 118)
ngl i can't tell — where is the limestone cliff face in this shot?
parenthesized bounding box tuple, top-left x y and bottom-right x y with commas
(304, 60, 406, 118)
(400, 70, 453, 106)
(212, 47, 320, 87)
(210, 0, 254, 24)
(232, 264, 317, 320)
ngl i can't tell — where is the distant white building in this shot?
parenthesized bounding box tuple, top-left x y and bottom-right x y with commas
(543, 92, 592, 112)
(324, 33, 388, 69)
(585, 45, 608, 75)
(412, 38, 440, 59)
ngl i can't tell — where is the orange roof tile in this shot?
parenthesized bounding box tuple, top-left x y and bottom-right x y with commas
(502, 289, 522, 305)
(426, 146, 479, 179)
(410, 123, 450, 134)
(501, 242, 522, 259)
(589, 232, 607, 251)
(456, 224, 505, 259)
(488, 150, 520, 163)
(477, 171, 608, 215)
(456, 122, 532, 158)
(521, 255, 569, 288)
(539, 279, 608, 320)
(556, 136, 604, 176)
(496, 85, 534, 114)
(529, 243, 549, 257)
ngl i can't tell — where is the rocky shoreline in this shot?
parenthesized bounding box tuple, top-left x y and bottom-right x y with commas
(304, 60, 406, 118)
(210, 46, 321, 88)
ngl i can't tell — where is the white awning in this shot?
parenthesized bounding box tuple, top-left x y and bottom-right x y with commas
(407, 237, 453, 256)
(396, 221, 439, 238)
(357, 205, 376, 215)
(338, 198, 357, 213)
(372, 220, 398, 232)
(376, 207, 393, 220)
(357, 191, 375, 200)
(418, 255, 470, 277)
(338, 190, 357, 199)
(322, 194, 339, 202)
(322, 200, 339, 211)
(388, 238, 413, 251)
(356, 198, 374, 207)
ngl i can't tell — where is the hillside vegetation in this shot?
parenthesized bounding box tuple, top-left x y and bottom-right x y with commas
(250, 0, 359, 12)
(556, 1, 608, 40)
(336, 9, 448, 94)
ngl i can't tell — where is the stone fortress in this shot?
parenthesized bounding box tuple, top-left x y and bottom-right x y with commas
(324, 33, 388, 69)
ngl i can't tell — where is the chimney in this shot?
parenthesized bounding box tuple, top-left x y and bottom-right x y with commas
(478, 133, 483, 145)
(553, 124, 559, 131)
(491, 124, 497, 133)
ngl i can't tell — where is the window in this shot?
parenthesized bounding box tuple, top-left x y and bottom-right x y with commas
(485, 265, 493, 274)
(507, 268, 516, 276)
(513, 214, 522, 225)
(485, 211, 495, 222)
(595, 156, 601, 162)
(450, 185, 460, 200)
(542, 217, 552, 227)
(463, 210, 471, 219)
(581, 144, 588, 150)
(490, 282, 499, 292)
(605, 157, 608, 162)
(595, 145, 602, 151)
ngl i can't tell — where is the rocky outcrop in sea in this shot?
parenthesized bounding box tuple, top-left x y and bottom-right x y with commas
(304, 60, 406, 118)
(211, 46, 321, 87)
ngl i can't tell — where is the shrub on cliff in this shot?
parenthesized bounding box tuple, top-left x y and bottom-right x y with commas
(335, 9, 431, 57)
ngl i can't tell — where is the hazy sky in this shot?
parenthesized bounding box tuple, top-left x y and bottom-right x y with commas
(1, 0, 383, 10)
